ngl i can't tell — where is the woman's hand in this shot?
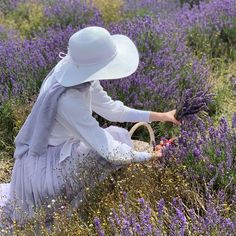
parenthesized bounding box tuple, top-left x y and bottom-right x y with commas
(150, 145, 164, 160)
(162, 109, 181, 125)
(149, 109, 181, 125)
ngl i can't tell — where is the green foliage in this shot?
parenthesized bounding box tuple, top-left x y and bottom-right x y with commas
(0, 158, 13, 182)
(182, 135, 236, 197)
(0, 101, 16, 153)
(0, 1, 97, 39)
(0, 27, 9, 41)
(0, 2, 45, 39)
(124, 7, 155, 20)
(0, 99, 32, 157)
(187, 21, 236, 62)
(91, 0, 124, 24)
(208, 61, 236, 124)
(153, 121, 180, 141)
(137, 30, 162, 54)
(180, 0, 201, 7)
(24, 67, 52, 96)
(134, 7, 155, 17)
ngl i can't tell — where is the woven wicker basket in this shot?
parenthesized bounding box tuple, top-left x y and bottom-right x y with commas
(129, 122, 156, 153)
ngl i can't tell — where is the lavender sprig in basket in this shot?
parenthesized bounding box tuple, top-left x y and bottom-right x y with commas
(175, 88, 215, 121)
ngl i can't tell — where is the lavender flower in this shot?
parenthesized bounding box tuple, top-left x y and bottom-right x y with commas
(232, 113, 236, 129)
(175, 88, 215, 121)
(193, 147, 201, 158)
(94, 217, 105, 236)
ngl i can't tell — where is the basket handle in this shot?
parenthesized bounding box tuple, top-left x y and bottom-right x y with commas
(129, 122, 156, 148)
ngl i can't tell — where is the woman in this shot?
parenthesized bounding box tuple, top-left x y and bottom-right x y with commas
(0, 26, 180, 227)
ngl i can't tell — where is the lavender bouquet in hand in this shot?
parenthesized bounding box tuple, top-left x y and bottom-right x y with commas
(175, 88, 215, 121)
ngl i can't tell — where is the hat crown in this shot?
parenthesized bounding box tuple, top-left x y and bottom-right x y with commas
(68, 27, 117, 65)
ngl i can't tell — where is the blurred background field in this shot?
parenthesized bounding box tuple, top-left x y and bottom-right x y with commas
(0, 0, 236, 235)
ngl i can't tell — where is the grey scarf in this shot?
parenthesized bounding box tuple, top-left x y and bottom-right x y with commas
(14, 69, 92, 159)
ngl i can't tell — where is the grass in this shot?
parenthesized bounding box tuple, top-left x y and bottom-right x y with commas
(208, 60, 236, 125)
(0, 161, 201, 235)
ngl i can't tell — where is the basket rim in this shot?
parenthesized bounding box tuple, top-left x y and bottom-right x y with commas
(129, 122, 156, 147)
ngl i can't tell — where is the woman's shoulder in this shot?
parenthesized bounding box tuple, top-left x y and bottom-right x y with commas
(59, 88, 87, 101)
(56, 80, 98, 109)
(58, 84, 92, 110)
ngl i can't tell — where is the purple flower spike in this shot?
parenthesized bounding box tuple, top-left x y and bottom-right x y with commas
(232, 113, 236, 129)
(94, 217, 105, 236)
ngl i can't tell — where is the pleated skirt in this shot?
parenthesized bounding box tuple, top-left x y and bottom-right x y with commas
(0, 125, 133, 228)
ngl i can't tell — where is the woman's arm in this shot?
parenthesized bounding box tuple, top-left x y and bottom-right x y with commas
(90, 80, 151, 123)
(57, 89, 152, 165)
(91, 81, 181, 125)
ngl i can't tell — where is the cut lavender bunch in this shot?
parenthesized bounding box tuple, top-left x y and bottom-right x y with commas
(175, 88, 215, 121)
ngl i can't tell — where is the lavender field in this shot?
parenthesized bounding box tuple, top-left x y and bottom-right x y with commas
(0, 0, 236, 235)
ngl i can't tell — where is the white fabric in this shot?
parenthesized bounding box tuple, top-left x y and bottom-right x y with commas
(54, 27, 140, 87)
(40, 76, 152, 164)
(0, 126, 140, 228)
(0, 184, 10, 207)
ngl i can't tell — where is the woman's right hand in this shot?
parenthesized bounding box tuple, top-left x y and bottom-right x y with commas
(151, 145, 164, 160)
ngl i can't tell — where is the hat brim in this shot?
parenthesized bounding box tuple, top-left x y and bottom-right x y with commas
(54, 34, 139, 87)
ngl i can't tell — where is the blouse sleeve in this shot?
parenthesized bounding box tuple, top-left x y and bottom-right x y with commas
(91, 80, 152, 123)
(57, 89, 152, 165)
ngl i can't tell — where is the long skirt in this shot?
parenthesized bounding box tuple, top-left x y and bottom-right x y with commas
(0, 125, 134, 228)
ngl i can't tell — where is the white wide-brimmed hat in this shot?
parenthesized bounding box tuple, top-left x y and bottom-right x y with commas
(54, 26, 139, 87)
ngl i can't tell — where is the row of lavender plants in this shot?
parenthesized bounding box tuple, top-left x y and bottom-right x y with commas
(0, 0, 236, 234)
(92, 112, 236, 235)
(1, 0, 235, 106)
(94, 190, 236, 235)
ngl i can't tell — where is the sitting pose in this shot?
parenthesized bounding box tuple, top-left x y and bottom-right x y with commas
(0, 26, 180, 227)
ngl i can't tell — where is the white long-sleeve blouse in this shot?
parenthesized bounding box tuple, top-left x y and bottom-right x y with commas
(40, 78, 152, 164)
